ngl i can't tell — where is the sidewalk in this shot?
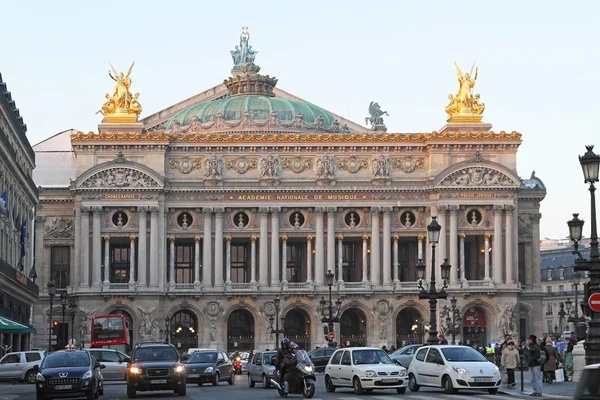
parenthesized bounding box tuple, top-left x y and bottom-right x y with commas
(499, 369, 574, 399)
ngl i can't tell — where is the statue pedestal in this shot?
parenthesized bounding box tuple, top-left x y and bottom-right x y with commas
(103, 112, 139, 124)
(209, 341, 218, 349)
(372, 124, 387, 132)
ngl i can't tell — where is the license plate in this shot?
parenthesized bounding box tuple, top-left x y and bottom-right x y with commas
(150, 379, 167, 384)
(474, 378, 493, 383)
(55, 385, 72, 390)
(381, 378, 398, 383)
(188, 374, 200, 378)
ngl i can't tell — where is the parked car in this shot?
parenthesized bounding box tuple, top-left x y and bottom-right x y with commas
(88, 349, 129, 381)
(240, 352, 250, 373)
(0, 350, 45, 384)
(183, 350, 234, 386)
(389, 344, 422, 368)
(407, 345, 501, 394)
(324, 347, 408, 394)
(573, 362, 600, 399)
(34, 348, 104, 400)
(307, 348, 336, 373)
(126, 342, 186, 398)
(247, 350, 277, 388)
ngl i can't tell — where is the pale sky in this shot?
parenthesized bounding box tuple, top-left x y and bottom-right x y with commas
(2, 0, 599, 240)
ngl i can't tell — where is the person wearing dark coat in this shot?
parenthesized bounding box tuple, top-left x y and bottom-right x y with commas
(543, 338, 558, 383)
(527, 334, 543, 397)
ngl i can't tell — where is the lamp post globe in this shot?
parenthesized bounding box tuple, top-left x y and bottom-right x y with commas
(579, 145, 600, 184)
(427, 216, 441, 244)
(568, 214, 585, 243)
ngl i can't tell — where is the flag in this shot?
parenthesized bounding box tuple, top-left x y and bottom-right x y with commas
(9, 210, 15, 232)
(28, 258, 37, 283)
(19, 219, 27, 271)
(0, 190, 7, 216)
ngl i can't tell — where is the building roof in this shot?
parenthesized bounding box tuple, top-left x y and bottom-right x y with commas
(32, 130, 77, 187)
(522, 170, 546, 190)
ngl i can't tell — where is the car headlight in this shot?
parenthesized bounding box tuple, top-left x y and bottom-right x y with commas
(493, 366, 500, 375)
(398, 369, 408, 377)
(82, 370, 93, 379)
(365, 370, 377, 378)
(174, 365, 185, 373)
(204, 367, 214, 373)
(129, 366, 142, 374)
(36, 373, 45, 382)
(452, 366, 470, 375)
(304, 365, 313, 372)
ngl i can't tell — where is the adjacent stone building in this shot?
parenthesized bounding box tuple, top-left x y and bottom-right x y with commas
(32, 31, 546, 353)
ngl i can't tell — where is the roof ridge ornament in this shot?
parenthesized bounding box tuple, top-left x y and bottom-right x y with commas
(366, 102, 388, 131)
(112, 151, 129, 164)
(445, 61, 485, 124)
(231, 27, 259, 71)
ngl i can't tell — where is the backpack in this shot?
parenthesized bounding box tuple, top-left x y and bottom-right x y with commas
(538, 346, 548, 364)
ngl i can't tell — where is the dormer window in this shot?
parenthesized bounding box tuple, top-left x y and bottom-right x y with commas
(559, 268, 565, 280)
(547, 269, 552, 280)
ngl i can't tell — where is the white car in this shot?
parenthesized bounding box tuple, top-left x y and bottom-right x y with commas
(324, 347, 408, 394)
(0, 351, 45, 384)
(408, 345, 501, 394)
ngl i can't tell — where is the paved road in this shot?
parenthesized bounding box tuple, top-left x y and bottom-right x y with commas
(0, 374, 565, 400)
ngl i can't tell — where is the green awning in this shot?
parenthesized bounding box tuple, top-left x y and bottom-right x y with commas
(0, 317, 36, 334)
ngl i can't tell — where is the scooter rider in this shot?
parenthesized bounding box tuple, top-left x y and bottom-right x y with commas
(277, 338, 292, 386)
(282, 342, 299, 394)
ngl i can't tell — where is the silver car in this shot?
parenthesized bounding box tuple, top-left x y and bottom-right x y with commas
(389, 344, 422, 368)
(88, 348, 129, 380)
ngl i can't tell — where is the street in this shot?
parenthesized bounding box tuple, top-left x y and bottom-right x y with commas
(0, 375, 558, 400)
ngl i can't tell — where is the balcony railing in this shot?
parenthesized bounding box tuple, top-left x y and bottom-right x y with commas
(107, 283, 129, 291)
(0, 257, 39, 297)
(174, 283, 196, 291)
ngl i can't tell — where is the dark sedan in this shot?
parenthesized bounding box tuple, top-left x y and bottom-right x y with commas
(307, 348, 336, 373)
(184, 350, 234, 386)
(35, 349, 104, 400)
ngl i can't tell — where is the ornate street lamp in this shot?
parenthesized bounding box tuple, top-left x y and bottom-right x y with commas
(568, 213, 585, 261)
(268, 296, 285, 348)
(47, 280, 57, 352)
(68, 299, 77, 346)
(558, 302, 567, 334)
(320, 270, 342, 347)
(164, 316, 171, 343)
(567, 271, 586, 339)
(416, 217, 451, 345)
(60, 292, 67, 348)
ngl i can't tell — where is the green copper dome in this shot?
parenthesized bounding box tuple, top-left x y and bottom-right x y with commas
(165, 95, 336, 129)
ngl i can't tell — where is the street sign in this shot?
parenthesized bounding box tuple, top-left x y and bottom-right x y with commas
(327, 331, 335, 341)
(51, 335, 57, 339)
(588, 293, 600, 312)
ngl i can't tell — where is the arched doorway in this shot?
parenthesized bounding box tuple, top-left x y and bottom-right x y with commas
(396, 308, 422, 347)
(227, 309, 254, 352)
(170, 311, 198, 354)
(283, 309, 310, 350)
(340, 308, 366, 347)
(462, 306, 487, 347)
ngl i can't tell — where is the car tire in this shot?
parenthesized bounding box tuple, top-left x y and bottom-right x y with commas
(488, 388, 498, 395)
(248, 373, 255, 388)
(127, 384, 137, 398)
(178, 385, 187, 396)
(36, 392, 47, 400)
(25, 370, 37, 384)
(408, 374, 420, 392)
(325, 375, 336, 393)
(353, 377, 364, 395)
(227, 373, 234, 385)
(262, 374, 270, 389)
(396, 387, 407, 394)
(213, 372, 220, 386)
(443, 376, 458, 394)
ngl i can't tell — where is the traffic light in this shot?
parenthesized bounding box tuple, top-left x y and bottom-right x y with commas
(53, 321, 59, 327)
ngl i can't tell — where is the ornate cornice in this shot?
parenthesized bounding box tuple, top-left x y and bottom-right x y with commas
(71, 131, 171, 141)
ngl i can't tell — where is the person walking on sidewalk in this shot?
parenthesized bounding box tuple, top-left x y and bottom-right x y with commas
(501, 341, 519, 387)
(543, 337, 558, 383)
(527, 334, 544, 397)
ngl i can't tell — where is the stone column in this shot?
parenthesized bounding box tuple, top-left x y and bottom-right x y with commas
(460, 235, 466, 282)
(449, 206, 458, 285)
(271, 208, 280, 288)
(250, 236, 257, 287)
(306, 237, 313, 284)
(370, 208, 380, 286)
(149, 206, 159, 289)
(81, 207, 90, 288)
(103, 236, 110, 285)
(437, 205, 447, 283)
(382, 208, 392, 286)
(74, 205, 81, 290)
(315, 208, 325, 286)
(169, 237, 175, 287)
(505, 206, 515, 284)
(362, 235, 369, 283)
(194, 237, 201, 287)
(225, 236, 232, 290)
(484, 234, 491, 281)
(531, 213, 541, 286)
(281, 236, 288, 288)
(259, 208, 269, 287)
(393, 236, 399, 285)
(214, 208, 224, 289)
(418, 236, 424, 260)
(91, 207, 102, 289)
(337, 235, 344, 287)
(129, 236, 136, 287)
(493, 205, 504, 284)
(202, 208, 212, 289)
(138, 207, 147, 288)
(158, 203, 165, 291)
(326, 208, 336, 282)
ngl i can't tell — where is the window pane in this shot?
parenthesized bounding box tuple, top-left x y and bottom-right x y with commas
(51, 247, 70, 289)
(174, 242, 194, 283)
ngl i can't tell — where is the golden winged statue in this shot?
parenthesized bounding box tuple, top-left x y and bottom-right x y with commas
(445, 62, 485, 119)
(101, 61, 142, 119)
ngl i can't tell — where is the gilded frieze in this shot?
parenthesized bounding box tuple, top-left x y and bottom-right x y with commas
(168, 157, 203, 174)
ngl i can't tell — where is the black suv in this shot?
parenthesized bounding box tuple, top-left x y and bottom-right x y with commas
(126, 343, 186, 398)
(34, 349, 104, 400)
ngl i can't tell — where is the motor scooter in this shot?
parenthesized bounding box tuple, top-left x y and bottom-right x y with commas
(270, 350, 315, 398)
(233, 356, 242, 375)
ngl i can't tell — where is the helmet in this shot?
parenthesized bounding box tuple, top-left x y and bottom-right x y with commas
(281, 338, 290, 349)
(290, 342, 299, 350)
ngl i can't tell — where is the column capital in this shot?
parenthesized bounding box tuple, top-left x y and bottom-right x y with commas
(484, 234, 491, 240)
(130, 236, 136, 243)
(138, 206, 148, 212)
(418, 235, 425, 242)
(306, 236, 313, 241)
(531, 213, 541, 223)
(251, 236, 257, 242)
(81, 206, 91, 213)
(226, 236, 232, 242)
(314, 207, 325, 216)
(149, 206, 160, 214)
(371, 206, 381, 214)
(91, 206, 103, 213)
(362, 235, 369, 242)
(393, 235, 399, 242)
(195, 236, 202, 243)
(169, 237, 175, 244)
(493, 204, 504, 213)
(437, 205, 448, 213)
(281, 236, 288, 243)
(448, 205, 459, 214)
(337, 235, 344, 242)
(202, 207, 213, 214)
(214, 207, 224, 216)
(270, 207, 281, 213)
(504, 205, 515, 212)
(382, 206, 393, 214)
(258, 207, 270, 216)
(326, 207, 337, 213)
(104, 236, 110, 243)
(460, 234, 466, 241)
(35, 216, 46, 223)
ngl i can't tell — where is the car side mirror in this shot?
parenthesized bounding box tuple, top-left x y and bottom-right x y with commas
(100, 364, 106, 369)
(123, 356, 132, 364)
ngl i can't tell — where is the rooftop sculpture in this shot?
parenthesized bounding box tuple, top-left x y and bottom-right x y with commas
(445, 62, 485, 123)
(101, 61, 142, 123)
(231, 27, 259, 69)
(366, 102, 388, 131)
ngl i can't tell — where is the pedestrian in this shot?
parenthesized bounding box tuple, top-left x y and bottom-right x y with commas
(501, 341, 519, 387)
(389, 344, 396, 353)
(527, 334, 544, 397)
(542, 337, 558, 384)
(438, 335, 448, 345)
(565, 335, 576, 382)
(381, 345, 389, 354)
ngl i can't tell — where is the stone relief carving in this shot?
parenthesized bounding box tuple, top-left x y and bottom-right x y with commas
(439, 304, 450, 336)
(315, 156, 335, 186)
(44, 217, 74, 239)
(260, 155, 279, 179)
(262, 301, 276, 316)
(169, 157, 202, 174)
(374, 299, 391, 315)
(225, 156, 258, 174)
(79, 308, 97, 343)
(80, 168, 160, 188)
(138, 306, 159, 341)
(379, 316, 388, 340)
(372, 193, 428, 201)
(336, 155, 368, 173)
(371, 155, 391, 180)
(498, 303, 518, 337)
(210, 319, 217, 342)
(440, 167, 515, 187)
(280, 157, 313, 173)
(170, 194, 224, 202)
(392, 156, 425, 173)
(204, 154, 223, 180)
(204, 301, 222, 317)
(518, 215, 532, 236)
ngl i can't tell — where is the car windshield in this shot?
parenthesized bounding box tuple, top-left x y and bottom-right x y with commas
(441, 347, 488, 362)
(573, 368, 600, 399)
(43, 352, 89, 368)
(188, 352, 217, 363)
(352, 350, 394, 365)
(134, 347, 179, 362)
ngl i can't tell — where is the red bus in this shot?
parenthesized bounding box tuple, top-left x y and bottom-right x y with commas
(90, 314, 130, 353)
